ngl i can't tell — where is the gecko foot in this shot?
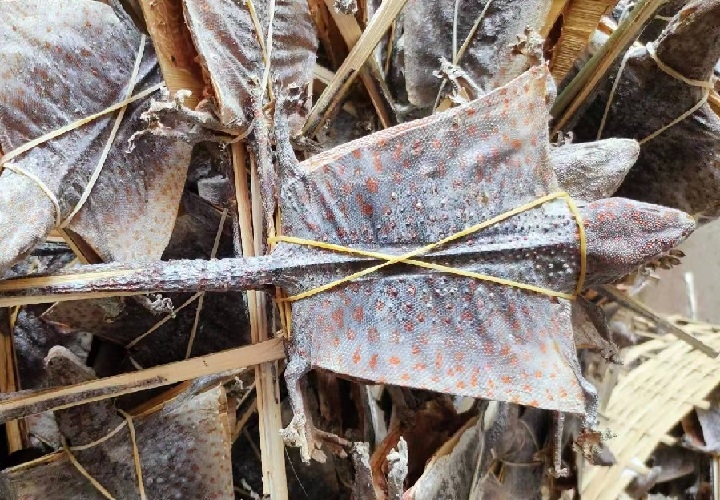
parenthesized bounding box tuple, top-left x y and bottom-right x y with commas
(280, 414, 327, 463)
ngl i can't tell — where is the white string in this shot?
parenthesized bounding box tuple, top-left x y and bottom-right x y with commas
(597, 42, 717, 144)
(0, 35, 160, 228)
(59, 35, 148, 228)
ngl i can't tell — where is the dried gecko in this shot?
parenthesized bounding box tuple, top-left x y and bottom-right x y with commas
(0, 66, 695, 464)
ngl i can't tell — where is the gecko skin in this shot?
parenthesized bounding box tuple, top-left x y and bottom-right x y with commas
(274, 65, 694, 461)
(0, 66, 695, 463)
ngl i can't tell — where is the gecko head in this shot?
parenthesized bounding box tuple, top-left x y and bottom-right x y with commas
(581, 198, 695, 284)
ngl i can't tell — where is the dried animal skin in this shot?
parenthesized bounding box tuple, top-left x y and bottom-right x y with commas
(181, 0, 317, 217)
(574, 0, 720, 221)
(274, 65, 694, 461)
(550, 139, 640, 202)
(403, 0, 551, 107)
(0, 348, 234, 500)
(0, 0, 192, 274)
(0, 66, 695, 464)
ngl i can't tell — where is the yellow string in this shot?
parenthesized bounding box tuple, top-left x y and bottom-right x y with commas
(269, 191, 586, 302)
(62, 410, 146, 500)
(0, 34, 163, 227)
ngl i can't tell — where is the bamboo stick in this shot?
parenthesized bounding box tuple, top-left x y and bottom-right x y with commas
(322, 0, 395, 128)
(137, 0, 205, 108)
(0, 338, 284, 422)
(232, 143, 289, 499)
(303, 0, 409, 136)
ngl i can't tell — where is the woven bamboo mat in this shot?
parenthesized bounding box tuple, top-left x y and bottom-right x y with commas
(580, 316, 720, 499)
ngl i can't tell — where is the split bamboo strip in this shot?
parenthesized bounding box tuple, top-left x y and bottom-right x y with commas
(0, 309, 26, 452)
(138, 0, 205, 108)
(541, 0, 571, 36)
(581, 317, 720, 499)
(303, 0, 409, 136)
(545, 0, 617, 82)
(0, 338, 284, 423)
(232, 143, 289, 499)
(322, 0, 395, 128)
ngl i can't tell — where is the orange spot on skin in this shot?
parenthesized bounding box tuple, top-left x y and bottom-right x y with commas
(401, 373, 411, 381)
(457, 381, 466, 389)
(488, 379, 495, 388)
(529, 400, 539, 407)
(414, 363, 426, 370)
(500, 345, 511, 356)
(333, 337, 340, 347)
(352, 348, 361, 364)
(331, 309, 344, 329)
(467, 107, 476, 115)
(353, 149, 362, 159)
(454, 352, 465, 362)
(435, 352, 443, 369)
(347, 330, 356, 341)
(372, 151, 383, 172)
(369, 354, 378, 370)
(501, 376, 512, 384)
(412, 345, 421, 355)
(534, 370, 543, 378)
(366, 178, 379, 193)
(432, 138, 442, 149)
(355, 194, 374, 217)
(389, 356, 401, 366)
(353, 307, 364, 322)
(367, 327, 379, 342)
(559, 388, 568, 398)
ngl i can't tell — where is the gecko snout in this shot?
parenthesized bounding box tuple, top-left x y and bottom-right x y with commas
(580, 198, 696, 284)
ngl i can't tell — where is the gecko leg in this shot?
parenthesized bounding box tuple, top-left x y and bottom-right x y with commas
(280, 346, 327, 463)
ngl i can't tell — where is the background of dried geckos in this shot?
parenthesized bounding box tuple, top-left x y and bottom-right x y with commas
(1, 0, 720, 499)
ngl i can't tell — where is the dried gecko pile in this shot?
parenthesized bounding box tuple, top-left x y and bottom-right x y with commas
(0, 0, 718, 498)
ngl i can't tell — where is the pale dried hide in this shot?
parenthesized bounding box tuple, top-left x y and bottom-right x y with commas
(0, 0, 192, 274)
(273, 65, 695, 462)
(403, 0, 551, 107)
(0, 348, 234, 500)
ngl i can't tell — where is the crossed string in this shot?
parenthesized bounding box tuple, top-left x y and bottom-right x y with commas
(62, 409, 146, 500)
(269, 191, 587, 303)
(0, 34, 165, 229)
(598, 41, 718, 144)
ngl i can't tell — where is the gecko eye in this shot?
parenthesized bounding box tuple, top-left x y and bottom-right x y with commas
(582, 198, 695, 282)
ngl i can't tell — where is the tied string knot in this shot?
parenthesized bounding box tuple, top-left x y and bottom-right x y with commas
(0, 34, 162, 229)
(269, 191, 587, 305)
(62, 409, 146, 500)
(598, 41, 719, 144)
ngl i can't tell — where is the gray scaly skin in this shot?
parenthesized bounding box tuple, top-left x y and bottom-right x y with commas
(0, 66, 696, 464)
(574, 0, 720, 221)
